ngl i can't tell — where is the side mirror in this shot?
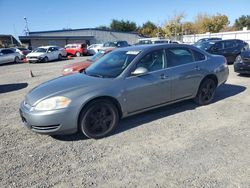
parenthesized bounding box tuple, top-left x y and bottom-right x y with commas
(131, 67, 148, 76)
(0, 53, 3, 56)
(48, 50, 52, 53)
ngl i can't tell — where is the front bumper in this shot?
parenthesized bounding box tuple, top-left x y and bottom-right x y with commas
(26, 57, 43, 63)
(234, 62, 250, 74)
(19, 101, 78, 135)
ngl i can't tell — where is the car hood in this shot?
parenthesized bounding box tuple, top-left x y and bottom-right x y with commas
(27, 52, 45, 57)
(63, 60, 92, 69)
(25, 73, 111, 106)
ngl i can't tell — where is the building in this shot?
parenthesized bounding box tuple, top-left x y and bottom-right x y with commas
(0, 34, 20, 47)
(19, 28, 142, 49)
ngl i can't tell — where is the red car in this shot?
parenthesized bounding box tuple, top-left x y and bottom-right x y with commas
(62, 48, 114, 75)
(65, 43, 87, 56)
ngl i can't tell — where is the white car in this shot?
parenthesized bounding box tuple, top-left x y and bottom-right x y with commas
(0, 48, 22, 65)
(87, 44, 103, 55)
(26, 46, 67, 63)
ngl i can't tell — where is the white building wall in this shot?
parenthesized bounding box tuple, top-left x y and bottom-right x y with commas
(183, 28, 250, 44)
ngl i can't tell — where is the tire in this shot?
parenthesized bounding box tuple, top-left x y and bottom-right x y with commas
(79, 99, 119, 139)
(43, 56, 49, 63)
(194, 78, 216, 105)
(14, 56, 20, 63)
(75, 52, 81, 57)
(58, 54, 62, 60)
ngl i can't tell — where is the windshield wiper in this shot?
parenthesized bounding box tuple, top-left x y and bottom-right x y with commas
(87, 73, 104, 78)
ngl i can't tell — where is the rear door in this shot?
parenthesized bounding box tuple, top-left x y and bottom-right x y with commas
(222, 40, 239, 62)
(166, 47, 205, 100)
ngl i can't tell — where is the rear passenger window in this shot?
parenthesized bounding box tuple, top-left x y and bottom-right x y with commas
(224, 41, 236, 49)
(166, 48, 194, 67)
(192, 50, 206, 61)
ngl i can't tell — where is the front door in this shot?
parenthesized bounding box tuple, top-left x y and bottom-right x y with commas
(124, 49, 171, 114)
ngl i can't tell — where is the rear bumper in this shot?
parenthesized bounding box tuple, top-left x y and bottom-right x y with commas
(19, 101, 78, 135)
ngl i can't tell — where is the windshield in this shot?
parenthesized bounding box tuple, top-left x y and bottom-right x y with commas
(85, 50, 140, 78)
(34, 48, 47, 53)
(103, 42, 116, 47)
(138, 40, 152, 45)
(91, 51, 106, 61)
(194, 42, 214, 51)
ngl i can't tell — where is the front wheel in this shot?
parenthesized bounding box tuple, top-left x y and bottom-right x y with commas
(79, 100, 119, 139)
(58, 54, 62, 60)
(194, 78, 216, 105)
(14, 56, 20, 63)
(75, 52, 81, 57)
(43, 56, 49, 63)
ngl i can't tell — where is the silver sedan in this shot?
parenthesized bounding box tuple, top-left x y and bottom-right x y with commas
(0, 48, 22, 65)
(20, 44, 229, 139)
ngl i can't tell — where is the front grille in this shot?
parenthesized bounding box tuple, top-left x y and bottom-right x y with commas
(31, 124, 60, 131)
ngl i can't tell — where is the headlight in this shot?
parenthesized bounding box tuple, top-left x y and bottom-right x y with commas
(34, 96, 71, 111)
(63, 68, 73, 72)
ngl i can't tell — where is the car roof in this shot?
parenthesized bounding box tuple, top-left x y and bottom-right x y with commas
(114, 43, 193, 52)
(38, 46, 59, 48)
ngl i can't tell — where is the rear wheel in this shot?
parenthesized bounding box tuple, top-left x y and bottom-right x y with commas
(75, 52, 81, 57)
(14, 56, 20, 63)
(79, 100, 119, 139)
(194, 78, 216, 105)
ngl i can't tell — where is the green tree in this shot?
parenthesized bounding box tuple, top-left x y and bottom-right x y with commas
(204, 14, 229, 33)
(96, 25, 110, 30)
(139, 21, 158, 37)
(110, 19, 137, 32)
(234, 15, 250, 30)
(182, 22, 196, 35)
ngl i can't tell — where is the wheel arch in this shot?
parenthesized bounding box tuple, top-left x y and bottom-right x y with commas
(77, 96, 123, 127)
(196, 74, 218, 95)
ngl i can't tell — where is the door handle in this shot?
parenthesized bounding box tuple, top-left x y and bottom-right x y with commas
(160, 74, 168, 79)
(194, 66, 200, 71)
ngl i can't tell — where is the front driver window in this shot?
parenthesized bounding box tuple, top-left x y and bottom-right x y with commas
(136, 50, 165, 72)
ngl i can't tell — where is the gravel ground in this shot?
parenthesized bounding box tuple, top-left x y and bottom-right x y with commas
(0, 58, 249, 188)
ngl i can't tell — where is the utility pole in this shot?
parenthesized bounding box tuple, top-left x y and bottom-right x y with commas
(23, 17, 30, 36)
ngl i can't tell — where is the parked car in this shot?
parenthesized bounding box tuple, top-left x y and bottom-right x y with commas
(0, 48, 22, 65)
(136, 38, 172, 45)
(15, 47, 31, 59)
(87, 44, 104, 55)
(20, 44, 229, 138)
(65, 43, 87, 56)
(234, 50, 250, 74)
(195, 39, 249, 63)
(195, 38, 222, 44)
(26, 46, 66, 63)
(102, 41, 129, 49)
(62, 48, 114, 75)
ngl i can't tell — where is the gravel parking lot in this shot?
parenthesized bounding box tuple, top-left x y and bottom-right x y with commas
(0, 57, 249, 187)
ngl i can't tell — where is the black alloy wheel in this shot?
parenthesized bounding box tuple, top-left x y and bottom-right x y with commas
(14, 56, 20, 63)
(58, 54, 62, 60)
(79, 100, 119, 139)
(195, 78, 216, 105)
